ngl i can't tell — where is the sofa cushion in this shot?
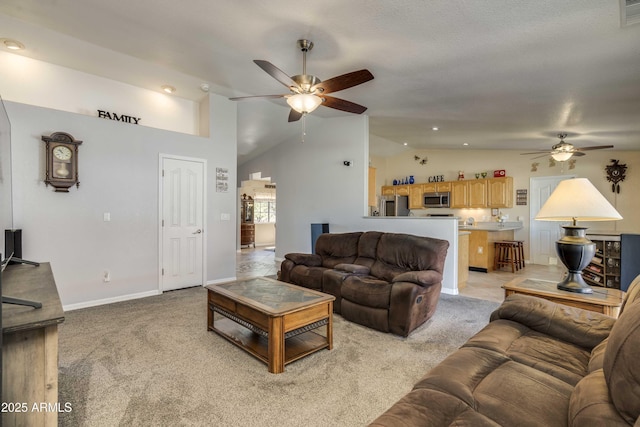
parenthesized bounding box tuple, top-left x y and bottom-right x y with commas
(413, 347, 574, 427)
(341, 299, 389, 333)
(370, 233, 448, 283)
(369, 388, 501, 427)
(353, 231, 383, 268)
(569, 370, 630, 426)
(289, 265, 326, 290)
(603, 299, 640, 424)
(315, 232, 361, 268)
(342, 276, 392, 308)
(464, 319, 591, 386)
(588, 337, 608, 373)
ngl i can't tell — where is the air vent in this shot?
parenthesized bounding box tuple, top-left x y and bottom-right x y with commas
(621, 0, 640, 26)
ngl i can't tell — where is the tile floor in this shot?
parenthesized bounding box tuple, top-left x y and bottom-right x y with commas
(236, 247, 566, 303)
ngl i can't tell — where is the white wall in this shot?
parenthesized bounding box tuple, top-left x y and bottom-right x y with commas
(0, 51, 199, 135)
(239, 115, 370, 255)
(7, 97, 237, 308)
(1, 49, 238, 309)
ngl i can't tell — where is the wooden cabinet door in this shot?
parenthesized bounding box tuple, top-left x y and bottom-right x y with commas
(468, 179, 488, 208)
(368, 167, 377, 207)
(436, 182, 452, 192)
(409, 184, 424, 209)
(450, 181, 468, 208)
(488, 177, 513, 208)
(422, 183, 437, 193)
(395, 185, 410, 196)
(381, 185, 395, 196)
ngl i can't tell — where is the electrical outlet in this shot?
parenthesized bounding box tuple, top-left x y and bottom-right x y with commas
(103, 270, 111, 282)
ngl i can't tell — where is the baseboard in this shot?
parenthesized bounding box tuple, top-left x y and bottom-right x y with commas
(63, 290, 161, 312)
(206, 276, 236, 285)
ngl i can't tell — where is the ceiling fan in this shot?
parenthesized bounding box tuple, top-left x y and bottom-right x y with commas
(229, 39, 374, 122)
(521, 133, 614, 161)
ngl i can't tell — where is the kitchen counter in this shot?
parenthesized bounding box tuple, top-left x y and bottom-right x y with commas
(459, 221, 523, 232)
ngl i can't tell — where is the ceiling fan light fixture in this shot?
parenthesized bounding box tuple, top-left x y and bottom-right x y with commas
(287, 93, 322, 114)
(551, 151, 574, 162)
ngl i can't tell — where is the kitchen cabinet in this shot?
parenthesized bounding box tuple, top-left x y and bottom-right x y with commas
(422, 182, 451, 193)
(409, 184, 424, 209)
(381, 185, 395, 196)
(468, 179, 488, 208)
(450, 181, 468, 208)
(368, 167, 377, 207)
(395, 185, 410, 196)
(468, 229, 515, 272)
(487, 177, 513, 208)
(458, 232, 470, 287)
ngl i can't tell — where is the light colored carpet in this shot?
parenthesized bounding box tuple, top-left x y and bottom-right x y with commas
(58, 286, 500, 426)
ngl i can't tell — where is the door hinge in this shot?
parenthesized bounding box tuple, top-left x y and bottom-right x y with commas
(162, 169, 165, 177)
(162, 268, 164, 276)
(162, 219, 164, 227)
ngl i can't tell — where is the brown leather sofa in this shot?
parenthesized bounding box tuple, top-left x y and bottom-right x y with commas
(280, 231, 449, 337)
(370, 283, 640, 426)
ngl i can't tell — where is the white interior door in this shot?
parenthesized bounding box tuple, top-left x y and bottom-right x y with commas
(161, 156, 205, 291)
(529, 175, 573, 265)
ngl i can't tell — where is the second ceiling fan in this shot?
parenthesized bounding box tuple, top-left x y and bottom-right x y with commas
(522, 133, 614, 161)
(230, 39, 374, 122)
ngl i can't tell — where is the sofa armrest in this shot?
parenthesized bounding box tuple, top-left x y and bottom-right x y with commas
(284, 253, 322, 267)
(490, 294, 615, 349)
(392, 270, 443, 287)
(334, 263, 370, 275)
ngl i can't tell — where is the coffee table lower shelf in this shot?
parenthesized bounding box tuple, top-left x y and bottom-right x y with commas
(210, 317, 330, 369)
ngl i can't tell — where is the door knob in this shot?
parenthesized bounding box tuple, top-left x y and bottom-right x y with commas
(193, 229, 202, 234)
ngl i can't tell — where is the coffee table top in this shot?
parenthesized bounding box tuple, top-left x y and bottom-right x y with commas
(207, 277, 334, 315)
(503, 277, 625, 307)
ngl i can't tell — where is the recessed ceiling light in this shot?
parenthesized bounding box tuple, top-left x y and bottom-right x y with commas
(463, 143, 469, 146)
(432, 127, 439, 131)
(403, 142, 408, 146)
(2, 38, 25, 50)
(161, 85, 176, 94)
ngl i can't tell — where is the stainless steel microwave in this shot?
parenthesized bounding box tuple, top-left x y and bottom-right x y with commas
(423, 192, 450, 208)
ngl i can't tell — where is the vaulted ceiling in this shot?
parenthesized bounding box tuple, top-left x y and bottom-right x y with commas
(1, 1, 639, 164)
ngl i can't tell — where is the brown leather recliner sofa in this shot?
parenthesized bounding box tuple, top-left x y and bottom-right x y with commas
(370, 280, 640, 426)
(279, 231, 449, 337)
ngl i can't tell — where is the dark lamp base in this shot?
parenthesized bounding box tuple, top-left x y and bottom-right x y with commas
(557, 272, 593, 294)
(555, 225, 596, 295)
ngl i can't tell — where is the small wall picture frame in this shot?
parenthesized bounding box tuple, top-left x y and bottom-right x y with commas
(516, 189, 528, 206)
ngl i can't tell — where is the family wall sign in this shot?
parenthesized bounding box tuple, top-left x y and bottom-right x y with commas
(97, 110, 141, 124)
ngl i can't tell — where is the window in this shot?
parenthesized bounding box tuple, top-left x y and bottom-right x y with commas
(254, 199, 276, 223)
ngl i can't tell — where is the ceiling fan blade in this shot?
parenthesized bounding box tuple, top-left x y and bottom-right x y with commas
(321, 95, 368, 114)
(531, 154, 552, 160)
(520, 151, 551, 155)
(572, 152, 586, 157)
(229, 94, 285, 101)
(254, 60, 300, 90)
(312, 69, 374, 94)
(575, 145, 615, 151)
(288, 109, 303, 122)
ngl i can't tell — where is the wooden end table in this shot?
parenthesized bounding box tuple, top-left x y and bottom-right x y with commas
(503, 277, 625, 318)
(206, 277, 334, 373)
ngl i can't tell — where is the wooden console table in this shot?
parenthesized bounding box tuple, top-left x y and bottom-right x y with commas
(503, 277, 625, 318)
(2, 262, 65, 426)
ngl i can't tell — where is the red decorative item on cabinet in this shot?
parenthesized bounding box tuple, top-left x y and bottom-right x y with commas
(493, 170, 506, 177)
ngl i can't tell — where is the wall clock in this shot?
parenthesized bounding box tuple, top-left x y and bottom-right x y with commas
(605, 159, 627, 193)
(41, 131, 83, 192)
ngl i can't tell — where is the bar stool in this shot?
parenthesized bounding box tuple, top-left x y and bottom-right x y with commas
(494, 241, 522, 273)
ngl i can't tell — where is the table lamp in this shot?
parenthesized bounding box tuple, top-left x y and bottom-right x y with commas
(535, 178, 622, 294)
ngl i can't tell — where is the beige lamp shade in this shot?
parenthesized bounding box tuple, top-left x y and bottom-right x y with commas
(535, 178, 622, 223)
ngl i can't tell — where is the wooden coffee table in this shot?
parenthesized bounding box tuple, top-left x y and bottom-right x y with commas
(206, 277, 334, 373)
(503, 277, 625, 318)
